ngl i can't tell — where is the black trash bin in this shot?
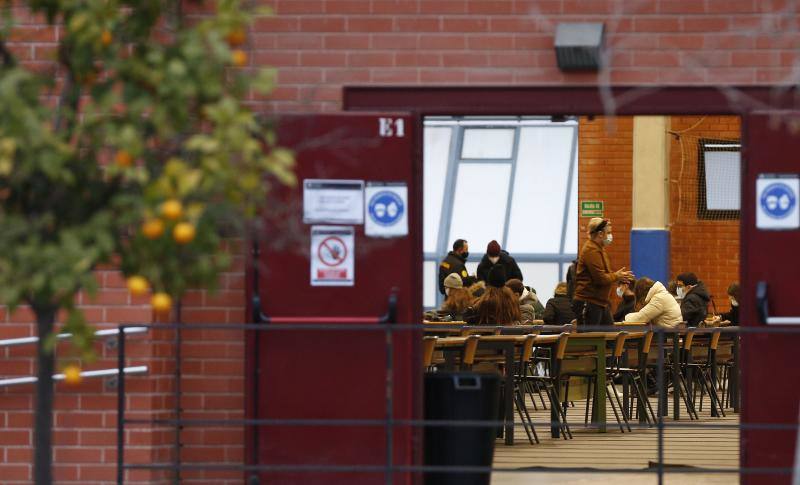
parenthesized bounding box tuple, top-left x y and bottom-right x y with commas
(424, 372, 500, 485)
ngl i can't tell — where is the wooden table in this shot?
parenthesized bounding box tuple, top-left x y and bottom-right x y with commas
(554, 331, 644, 437)
(432, 334, 556, 446)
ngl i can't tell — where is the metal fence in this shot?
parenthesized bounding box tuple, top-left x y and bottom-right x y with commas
(113, 322, 800, 485)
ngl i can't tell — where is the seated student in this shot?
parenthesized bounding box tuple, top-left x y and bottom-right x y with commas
(466, 265, 521, 325)
(505, 279, 541, 322)
(613, 279, 637, 321)
(676, 272, 710, 327)
(440, 273, 474, 322)
(463, 275, 486, 299)
(542, 282, 576, 325)
(666, 280, 681, 303)
(718, 282, 740, 325)
(624, 277, 683, 328)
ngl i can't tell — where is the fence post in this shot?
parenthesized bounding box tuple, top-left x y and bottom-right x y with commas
(117, 326, 126, 485)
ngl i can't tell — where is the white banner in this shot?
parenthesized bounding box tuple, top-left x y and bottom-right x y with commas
(303, 179, 364, 224)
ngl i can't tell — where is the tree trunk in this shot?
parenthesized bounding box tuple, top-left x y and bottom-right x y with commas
(33, 306, 57, 485)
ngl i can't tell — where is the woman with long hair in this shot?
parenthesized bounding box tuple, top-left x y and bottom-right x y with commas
(624, 277, 682, 328)
(472, 265, 521, 325)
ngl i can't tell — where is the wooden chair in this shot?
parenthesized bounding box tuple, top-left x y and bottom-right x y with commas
(675, 329, 700, 420)
(688, 329, 726, 417)
(583, 332, 631, 433)
(524, 333, 573, 440)
(616, 331, 658, 427)
(423, 336, 437, 371)
(512, 334, 539, 444)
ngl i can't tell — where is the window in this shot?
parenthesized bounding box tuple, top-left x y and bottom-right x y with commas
(423, 117, 579, 308)
(697, 139, 741, 219)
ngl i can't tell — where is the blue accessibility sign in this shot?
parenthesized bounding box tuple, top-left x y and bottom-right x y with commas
(760, 182, 797, 219)
(368, 190, 405, 226)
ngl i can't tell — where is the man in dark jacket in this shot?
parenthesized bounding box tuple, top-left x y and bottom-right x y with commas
(676, 272, 710, 327)
(438, 239, 469, 295)
(476, 240, 523, 284)
(543, 282, 576, 324)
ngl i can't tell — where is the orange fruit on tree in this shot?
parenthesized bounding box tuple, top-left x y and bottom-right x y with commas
(115, 150, 133, 167)
(63, 365, 82, 385)
(151, 292, 172, 314)
(127, 275, 149, 296)
(231, 49, 248, 67)
(141, 218, 164, 239)
(101, 30, 113, 46)
(226, 29, 246, 47)
(173, 222, 196, 245)
(161, 199, 183, 220)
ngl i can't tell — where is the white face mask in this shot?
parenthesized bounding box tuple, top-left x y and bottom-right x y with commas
(616, 286, 625, 298)
(730, 298, 738, 307)
(604, 233, 613, 245)
(676, 287, 685, 299)
(489, 256, 500, 264)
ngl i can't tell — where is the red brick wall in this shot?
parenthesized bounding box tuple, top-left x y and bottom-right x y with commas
(577, 115, 741, 317)
(0, 0, 774, 480)
(248, 0, 799, 113)
(669, 116, 741, 315)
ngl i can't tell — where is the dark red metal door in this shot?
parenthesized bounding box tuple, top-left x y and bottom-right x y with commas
(247, 113, 421, 484)
(741, 112, 800, 484)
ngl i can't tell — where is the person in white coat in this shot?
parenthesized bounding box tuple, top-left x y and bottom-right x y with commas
(624, 278, 683, 328)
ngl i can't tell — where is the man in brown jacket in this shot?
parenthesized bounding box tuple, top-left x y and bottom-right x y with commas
(572, 218, 634, 326)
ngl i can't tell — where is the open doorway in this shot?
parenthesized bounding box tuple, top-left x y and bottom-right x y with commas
(422, 113, 742, 480)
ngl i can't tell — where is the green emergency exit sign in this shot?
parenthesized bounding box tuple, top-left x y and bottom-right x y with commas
(581, 201, 604, 217)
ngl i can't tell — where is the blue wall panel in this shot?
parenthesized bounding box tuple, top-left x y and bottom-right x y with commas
(630, 230, 670, 285)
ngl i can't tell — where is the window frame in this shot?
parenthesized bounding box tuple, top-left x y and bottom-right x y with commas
(696, 138, 741, 220)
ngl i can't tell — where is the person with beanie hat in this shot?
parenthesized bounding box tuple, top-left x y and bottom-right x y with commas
(438, 239, 469, 295)
(476, 239, 523, 284)
(439, 272, 474, 321)
(676, 272, 711, 327)
(572, 218, 634, 326)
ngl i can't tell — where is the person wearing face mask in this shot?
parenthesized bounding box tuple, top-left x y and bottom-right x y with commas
(623, 278, 683, 328)
(676, 272, 711, 327)
(476, 240, 523, 284)
(505, 278, 544, 322)
(438, 239, 469, 295)
(572, 218, 634, 326)
(718, 282, 740, 325)
(613, 279, 637, 322)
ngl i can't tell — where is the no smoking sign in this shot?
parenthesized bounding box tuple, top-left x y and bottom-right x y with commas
(310, 226, 354, 286)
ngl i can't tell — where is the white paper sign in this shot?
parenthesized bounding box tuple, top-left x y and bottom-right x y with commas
(756, 175, 800, 230)
(365, 183, 408, 238)
(303, 179, 364, 224)
(310, 226, 355, 286)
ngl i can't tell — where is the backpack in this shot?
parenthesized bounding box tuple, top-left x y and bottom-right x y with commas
(566, 259, 578, 303)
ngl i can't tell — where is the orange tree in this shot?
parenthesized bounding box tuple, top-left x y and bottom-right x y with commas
(0, 1, 293, 482)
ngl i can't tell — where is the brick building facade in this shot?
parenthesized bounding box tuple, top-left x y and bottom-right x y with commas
(0, 0, 781, 482)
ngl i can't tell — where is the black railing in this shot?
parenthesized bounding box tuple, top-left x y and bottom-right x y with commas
(114, 322, 800, 484)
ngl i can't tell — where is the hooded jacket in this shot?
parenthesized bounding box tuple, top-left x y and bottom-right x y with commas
(543, 294, 576, 325)
(476, 250, 523, 284)
(680, 281, 711, 327)
(624, 281, 683, 328)
(519, 287, 544, 321)
(438, 251, 468, 295)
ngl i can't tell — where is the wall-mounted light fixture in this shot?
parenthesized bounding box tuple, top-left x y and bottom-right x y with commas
(554, 22, 605, 72)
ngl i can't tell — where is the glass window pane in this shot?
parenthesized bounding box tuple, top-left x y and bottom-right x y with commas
(423, 261, 437, 309)
(448, 163, 511, 255)
(506, 127, 575, 253)
(517, 263, 560, 304)
(461, 128, 515, 159)
(704, 151, 741, 210)
(564, 149, 579, 254)
(424, 127, 453, 253)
